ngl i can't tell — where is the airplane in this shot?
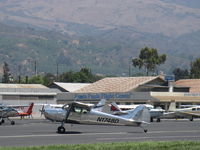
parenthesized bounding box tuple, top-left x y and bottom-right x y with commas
(0, 103, 34, 125)
(43, 101, 151, 134)
(16, 103, 34, 119)
(164, 102, 200, 121)
(109, 102, 165, 122)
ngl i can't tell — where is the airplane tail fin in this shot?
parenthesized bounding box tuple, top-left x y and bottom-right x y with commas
(24, 103, 34, 114)
(110, 102, 122, 112)
(93, 99, 110, 112)
(126, 105, 150, 124)
(96, 99, 106, 107)
(168, 101, 176, 111)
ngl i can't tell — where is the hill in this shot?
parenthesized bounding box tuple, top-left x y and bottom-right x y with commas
(0, 0, 200, 77)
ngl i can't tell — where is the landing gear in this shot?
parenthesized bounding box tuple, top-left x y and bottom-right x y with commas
(11, 120, 15, 125)
(141, 126, 148, 133)
(57, 126, 65, 134)
(0, 118, 4, 125)
(144, 129, 148, 133)
(150, 117, 154, 122)
(156, 118, 161, 122)
(189, 117, 193, 121)
(57, 121, 65, 134)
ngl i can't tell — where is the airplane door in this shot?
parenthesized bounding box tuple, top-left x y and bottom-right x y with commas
(68, 106, 82, 122)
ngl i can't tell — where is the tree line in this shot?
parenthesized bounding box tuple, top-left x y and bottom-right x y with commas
(2, 46, 200, 85)
(2, 65, 103, 86)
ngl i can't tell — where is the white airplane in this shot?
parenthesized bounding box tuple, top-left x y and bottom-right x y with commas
(43, 101, 150, 134)
(109, 103, 165, 122)
(164, 102, 200, 121)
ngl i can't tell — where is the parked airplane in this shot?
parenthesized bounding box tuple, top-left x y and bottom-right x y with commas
(0, 103, 34, 125)
(110, 103, 165, 122)
(164, 102, 200, 121)
(43, 101, 150, 134)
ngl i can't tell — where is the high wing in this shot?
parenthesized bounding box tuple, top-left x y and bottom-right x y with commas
(164, 102, 200, 121)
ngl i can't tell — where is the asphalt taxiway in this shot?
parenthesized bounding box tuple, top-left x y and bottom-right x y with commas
(0, 119, 200, 147)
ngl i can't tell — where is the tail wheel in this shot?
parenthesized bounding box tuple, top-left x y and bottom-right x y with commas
(57, 126, 65, 134)
(144, 129, 148, 133)
(11, 120, 15, 125)
(190, 117, 193, 121)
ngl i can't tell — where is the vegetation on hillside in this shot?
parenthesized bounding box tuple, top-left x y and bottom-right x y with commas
(0, 23, 200, 77)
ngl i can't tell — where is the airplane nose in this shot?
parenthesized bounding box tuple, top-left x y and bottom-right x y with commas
(43, 108, 67, 122)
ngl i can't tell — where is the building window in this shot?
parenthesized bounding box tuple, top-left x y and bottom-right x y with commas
(125, 102, 131, 105)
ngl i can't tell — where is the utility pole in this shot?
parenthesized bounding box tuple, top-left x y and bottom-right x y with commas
(34, 60, 37, 76)
(18, 65, 21, 83)
(56, 63, 59, 81)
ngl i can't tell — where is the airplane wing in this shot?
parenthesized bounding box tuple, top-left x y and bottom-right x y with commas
(175, 111, 200, 118)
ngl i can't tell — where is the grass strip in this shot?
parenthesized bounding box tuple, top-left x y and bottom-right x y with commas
(1, 141, 200, 150)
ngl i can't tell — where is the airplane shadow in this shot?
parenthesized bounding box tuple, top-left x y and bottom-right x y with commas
(57, 131, 82, 134)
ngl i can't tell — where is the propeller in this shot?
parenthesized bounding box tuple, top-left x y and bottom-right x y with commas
(39, 105, 45, 117)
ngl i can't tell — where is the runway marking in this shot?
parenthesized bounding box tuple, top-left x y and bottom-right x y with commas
(0, 132, 126, 139)
(1, 130, 200, 139)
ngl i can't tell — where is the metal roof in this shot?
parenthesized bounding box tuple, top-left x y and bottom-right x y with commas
(53, 82, 91, 92)
(0, 84, 48, 89)
(74, 76, 164, 93)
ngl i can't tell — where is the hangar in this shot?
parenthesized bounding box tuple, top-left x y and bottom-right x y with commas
(0, 83, 58, 117)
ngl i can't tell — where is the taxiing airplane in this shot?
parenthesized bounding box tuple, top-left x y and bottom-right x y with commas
(43, 101, 150, 134)
(164, 102, 200, 121)
(0, 103, 34, 125)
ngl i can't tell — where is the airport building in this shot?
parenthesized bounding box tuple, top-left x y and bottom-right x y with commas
(54, 76, 200, 110)
(0, 84, 58, 117)
(1, 77, 200, 117)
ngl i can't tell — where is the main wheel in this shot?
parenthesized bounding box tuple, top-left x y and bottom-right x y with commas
(2, 119, 5, 123)
(156, 118, 161, 122)
(57, 126, 65, 134)
(11, 120, 15, 125)
(150, 117, 153, 122)
(144, 129, 148, 133)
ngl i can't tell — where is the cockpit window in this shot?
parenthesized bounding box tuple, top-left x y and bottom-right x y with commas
(192, 108, 196, 111)
(72, 106, 88, 114)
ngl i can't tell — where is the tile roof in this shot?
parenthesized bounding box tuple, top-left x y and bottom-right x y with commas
(175, 79, 200, 93)
(74, 76, 162, 93)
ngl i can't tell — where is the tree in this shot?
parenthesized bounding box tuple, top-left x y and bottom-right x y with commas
(28, 75, 44, 84)
(132, 47, 166, 75)
(173, 68, 189, 81)
(190, 58, 200, 78)
(58, 68, 102, 83)
(2, 62, 13, 83)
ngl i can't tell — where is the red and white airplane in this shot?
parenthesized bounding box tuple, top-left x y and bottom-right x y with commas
(0, 103, 34, 125)
(16, 103, 34, 118)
